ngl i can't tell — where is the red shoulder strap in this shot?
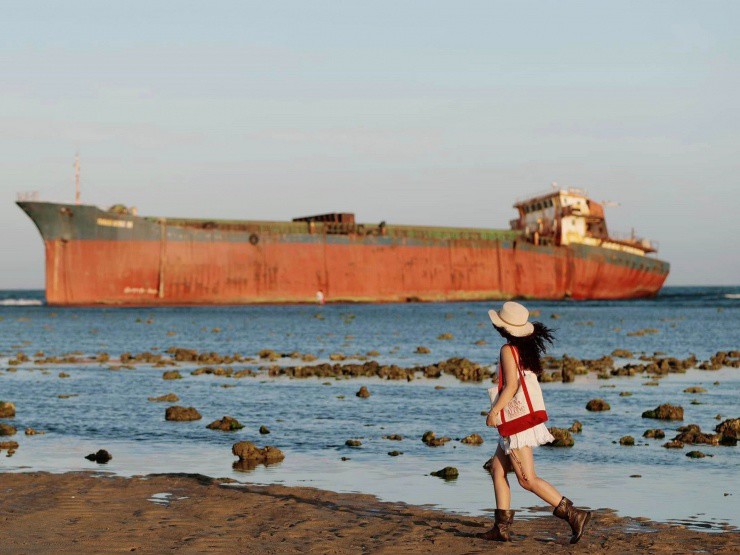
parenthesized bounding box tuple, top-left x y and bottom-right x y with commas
(499, 344, 522, 390)
(503, 345, 536, 415)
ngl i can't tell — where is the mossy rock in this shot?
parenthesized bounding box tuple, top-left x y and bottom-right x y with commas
(431, 466, 458, 479)
(586, 399, 610, 411)
(547, 427, 575, 447)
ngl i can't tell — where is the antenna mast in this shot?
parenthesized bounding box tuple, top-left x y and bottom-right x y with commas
(74, 153, 81, 205)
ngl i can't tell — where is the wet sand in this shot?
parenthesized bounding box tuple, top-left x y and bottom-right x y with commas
(1, 472, 738, 554)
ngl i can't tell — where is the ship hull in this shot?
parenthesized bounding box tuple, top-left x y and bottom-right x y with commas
(19, 202, 670, 306)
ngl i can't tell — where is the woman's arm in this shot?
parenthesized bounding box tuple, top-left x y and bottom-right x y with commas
(489, 345, 519, 415)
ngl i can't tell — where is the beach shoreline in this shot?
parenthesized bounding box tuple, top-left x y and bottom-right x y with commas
(1, 471, 738, 554)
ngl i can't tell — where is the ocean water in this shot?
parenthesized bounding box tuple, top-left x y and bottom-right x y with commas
(1, 286, 738, 531)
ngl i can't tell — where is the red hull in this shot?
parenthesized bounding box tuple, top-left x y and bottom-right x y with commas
(43, 239, 668, 305)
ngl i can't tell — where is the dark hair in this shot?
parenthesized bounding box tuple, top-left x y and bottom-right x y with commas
(493, 322, 555, 376)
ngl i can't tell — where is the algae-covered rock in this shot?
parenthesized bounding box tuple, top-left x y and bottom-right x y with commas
(715, 418, 739, 440)
(356, 386, 371, 398)
(586, 399, 610, 411)
(206, 416, 244, 431)
(619, 435, 635, 446)
(569, 421, 583, 433)
(431, 466, 458, 479)
(643, 429, 665, 439)
(642, 404, 683, 420)
(165, 406, 202, 421)
(0, 401, 15, 418)
(547, 427, 575, 447)
(85, 449, 112, 463)
(421, 431, 451, 447)
(662, 440, 684, 449)
(148, 393, 179, 402)
(460, 433, 484, 445)
(673, 424, 716, 444)
(232, 441, 284, 464)
(683, 386, 707, 394)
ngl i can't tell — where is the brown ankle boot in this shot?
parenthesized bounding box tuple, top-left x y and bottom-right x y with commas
(477, 509, 515, 541)
(553, 497, 591, 544)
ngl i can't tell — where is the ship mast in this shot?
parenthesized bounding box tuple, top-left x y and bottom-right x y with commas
(74, 153, 81, 205)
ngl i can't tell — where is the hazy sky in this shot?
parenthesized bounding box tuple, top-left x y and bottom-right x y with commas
(2, 1, 738, 288)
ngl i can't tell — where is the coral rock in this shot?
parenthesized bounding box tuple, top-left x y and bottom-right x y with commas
(460, 433, 484, 445)
(586, 399, 610, 411)
(148, 393, 179, 402)
(0, 401, 15, 418)
(431, 466, 458, 479)
(206, 416, 244, 431)
(642, 404, 683, 420)
(165, 406, 202, 421)
(232, 441, 284, 464)
(85, 449, 112, 463)
(547, 427, 575, 447)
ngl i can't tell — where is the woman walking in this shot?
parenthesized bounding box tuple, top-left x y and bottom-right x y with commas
(479, 301, 591, 544)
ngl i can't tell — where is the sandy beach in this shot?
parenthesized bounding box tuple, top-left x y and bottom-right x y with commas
(1, 471, 738, 554)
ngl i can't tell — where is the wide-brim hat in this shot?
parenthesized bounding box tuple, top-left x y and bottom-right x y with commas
(488, 301, 535, 337)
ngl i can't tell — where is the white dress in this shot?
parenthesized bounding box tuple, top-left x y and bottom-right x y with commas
(497, 369, 554, 455)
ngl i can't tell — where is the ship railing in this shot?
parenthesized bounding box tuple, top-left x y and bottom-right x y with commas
(608, 231, 658, 253)
(17, 191, 40, 202)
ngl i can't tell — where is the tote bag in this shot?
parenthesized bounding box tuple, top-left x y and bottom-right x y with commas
(487, 345, 548, 436)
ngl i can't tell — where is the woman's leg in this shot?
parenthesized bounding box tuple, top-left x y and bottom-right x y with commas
(489, 445, 512, 509)
(508, 446, 563, 507)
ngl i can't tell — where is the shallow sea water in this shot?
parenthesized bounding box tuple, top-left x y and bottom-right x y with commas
(0, 286, 738, 530)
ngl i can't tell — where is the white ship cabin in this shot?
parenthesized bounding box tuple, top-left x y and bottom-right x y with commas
(510, 188, 657, 256)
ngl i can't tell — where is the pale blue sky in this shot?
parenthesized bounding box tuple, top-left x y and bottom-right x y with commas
(1, 1, 738, 287)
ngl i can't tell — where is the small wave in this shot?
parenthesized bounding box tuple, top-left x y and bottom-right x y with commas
(725, 294, 740, 299)
(0, 299, 43, 306)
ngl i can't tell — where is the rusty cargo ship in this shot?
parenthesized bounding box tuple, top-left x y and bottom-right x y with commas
(17, 187, 669, 306)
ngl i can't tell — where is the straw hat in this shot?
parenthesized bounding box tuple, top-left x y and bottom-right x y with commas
(488, 301, 535, 337)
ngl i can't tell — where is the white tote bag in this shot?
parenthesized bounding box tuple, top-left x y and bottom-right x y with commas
(487, 345, 548, 436)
